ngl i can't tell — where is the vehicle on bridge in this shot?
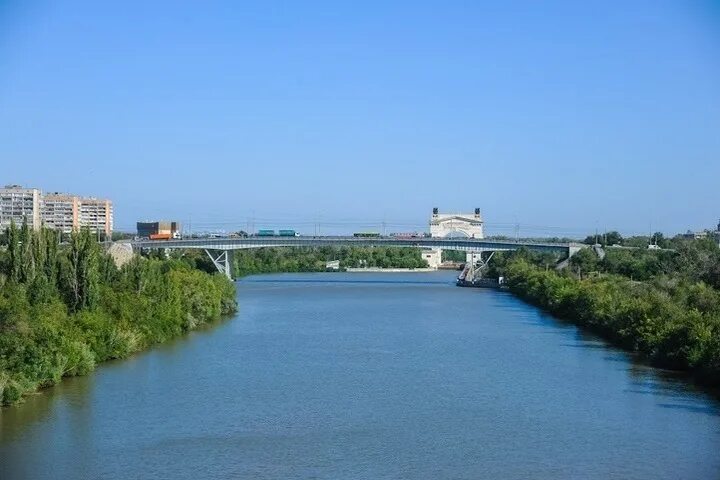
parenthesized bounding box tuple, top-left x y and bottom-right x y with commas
(390, 232, 425, 239)
(149, 233, 173, 240)
(256, 229, 300, 237)
(353, 232, 381, 238)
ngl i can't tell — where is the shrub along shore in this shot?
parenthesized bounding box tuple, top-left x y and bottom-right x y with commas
(0, 223, 236, 406)
(495, 243, 720, 388)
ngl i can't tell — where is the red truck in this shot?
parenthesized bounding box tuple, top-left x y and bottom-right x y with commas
(149, 233, 172, 240)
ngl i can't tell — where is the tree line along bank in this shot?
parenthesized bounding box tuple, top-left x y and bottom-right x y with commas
(0, 222, 236, 406)
(487, 236, 720, 388)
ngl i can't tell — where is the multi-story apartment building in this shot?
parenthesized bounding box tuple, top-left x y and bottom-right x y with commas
(0, 184, 42, 230)
(77, 197, 113, 236)
(43, 193, 113, 236)
(0, 185, 113, 236)
(41, 193, 79, 234)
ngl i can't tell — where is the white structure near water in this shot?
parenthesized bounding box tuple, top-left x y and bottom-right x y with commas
(425, 208, 484, 268)
(430, 208, 484, 238)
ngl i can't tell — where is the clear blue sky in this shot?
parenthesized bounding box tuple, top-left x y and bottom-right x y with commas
(1, 1, 719, 236)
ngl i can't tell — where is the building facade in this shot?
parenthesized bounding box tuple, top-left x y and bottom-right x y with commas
(42, 193, 113, 236)
(136, 221, 181, 239)
(0, 185, 113, 235)
(428, 208, 485, 268)
(0, 185, 42, 230)
(41, 193, 79, 234)
(429, 208, 484, 239)
(77, 198, 113, 236)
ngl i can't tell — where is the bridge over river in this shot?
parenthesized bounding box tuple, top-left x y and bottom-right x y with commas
(131, 236, 585, 279)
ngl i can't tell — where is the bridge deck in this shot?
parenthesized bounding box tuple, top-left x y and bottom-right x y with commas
(132, 236, 579, 254)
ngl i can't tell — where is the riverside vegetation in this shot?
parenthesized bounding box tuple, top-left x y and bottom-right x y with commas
(0, 222, 236, 406)
(229, 246, 428, 276)
(488, 235, 720, 387)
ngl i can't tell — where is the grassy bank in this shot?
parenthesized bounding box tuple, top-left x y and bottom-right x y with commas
(502, 258, 720, 386)
(0, 224, 236, 406)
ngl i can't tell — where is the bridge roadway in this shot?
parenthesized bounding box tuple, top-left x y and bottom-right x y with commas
(131, 236, 584, 278)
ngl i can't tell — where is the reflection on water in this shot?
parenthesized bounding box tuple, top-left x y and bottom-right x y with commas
(0, 374, 92, 442)
(1, 271, 719, 480)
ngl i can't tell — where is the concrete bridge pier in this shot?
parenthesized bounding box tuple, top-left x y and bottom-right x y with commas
(422, 248, 442, 269)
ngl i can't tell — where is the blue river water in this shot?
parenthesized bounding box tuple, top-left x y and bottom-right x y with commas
(1, 271, 719, 479)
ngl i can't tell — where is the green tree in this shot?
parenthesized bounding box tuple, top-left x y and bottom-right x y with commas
(62, 229, 101, 312)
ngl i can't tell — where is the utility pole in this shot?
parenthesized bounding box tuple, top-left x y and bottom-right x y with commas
(314, 213, 322, 236)
(650, 221, 653, 246)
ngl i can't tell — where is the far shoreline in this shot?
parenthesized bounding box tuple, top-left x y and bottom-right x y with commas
(343, 267, 438, 273)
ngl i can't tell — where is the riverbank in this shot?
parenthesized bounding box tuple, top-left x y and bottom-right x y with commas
(4, 271, 718, 479)
(0, 226, 237, 406)
(0, 263, 236, 406)
(503, 259, 720, 388)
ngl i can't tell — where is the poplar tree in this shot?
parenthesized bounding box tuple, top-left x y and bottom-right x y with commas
(6, 220, 20, 282)
(63, 228, 100, 311)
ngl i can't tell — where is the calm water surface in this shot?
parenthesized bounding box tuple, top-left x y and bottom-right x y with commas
(1, 272, 719, 479)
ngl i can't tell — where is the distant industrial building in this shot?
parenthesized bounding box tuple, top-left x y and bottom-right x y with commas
(137, 221, 181, 239)
(0, 185, 113, 235)
(0, 185, 42, 230)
